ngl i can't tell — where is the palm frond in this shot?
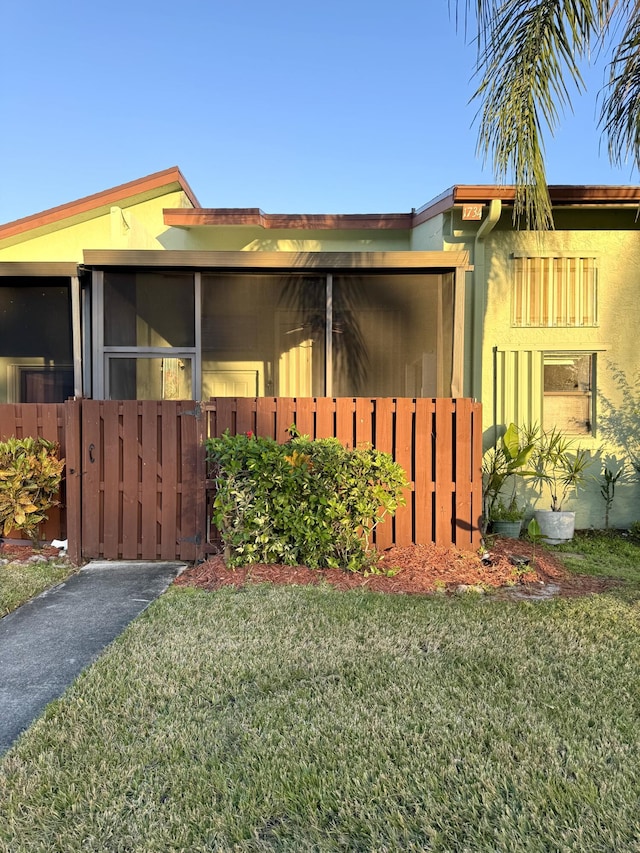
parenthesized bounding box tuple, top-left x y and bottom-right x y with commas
(601, 1, 640, 170)
(456, 1, 614, 230)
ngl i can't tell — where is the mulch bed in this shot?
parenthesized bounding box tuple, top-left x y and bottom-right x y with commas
(0, 541, 61, 562)
(175, 537, 619, 598)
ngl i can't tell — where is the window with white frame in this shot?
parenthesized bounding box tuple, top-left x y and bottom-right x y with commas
(543, 352, 594, 435)
(512, 256, 598, 327)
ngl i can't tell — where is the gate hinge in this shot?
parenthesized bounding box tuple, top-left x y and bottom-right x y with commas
(180, 532, 202, 545)
(179, 402, 202, 419)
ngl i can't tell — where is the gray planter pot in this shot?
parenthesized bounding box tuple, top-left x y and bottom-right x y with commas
(491, 519, 523, 538)
(534, 510, 575, 545)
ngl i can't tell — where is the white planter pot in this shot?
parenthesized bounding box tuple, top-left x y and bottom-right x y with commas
(534, 510, 575, 545)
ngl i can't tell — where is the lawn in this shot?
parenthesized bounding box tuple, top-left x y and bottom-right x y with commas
(1, 544, 639, 851)
(0, 557, 76, 616)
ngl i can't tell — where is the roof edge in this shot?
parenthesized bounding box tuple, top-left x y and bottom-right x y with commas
(0, 166, 200, 242)
(163, 209, 413, 230)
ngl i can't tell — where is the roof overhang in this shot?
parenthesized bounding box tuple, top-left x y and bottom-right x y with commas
(82, 249, 470, 272)
(413, 184, 640, 225)
(0, 167, 200, 246)
(163, 209, 413, 230)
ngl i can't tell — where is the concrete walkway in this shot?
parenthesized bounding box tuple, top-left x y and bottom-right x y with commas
(0, 560, 183, 754)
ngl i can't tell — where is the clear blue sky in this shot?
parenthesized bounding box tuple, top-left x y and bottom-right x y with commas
(1, 0, 635, 224)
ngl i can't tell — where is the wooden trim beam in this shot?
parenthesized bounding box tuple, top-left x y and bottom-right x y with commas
(82, 249, 470, 272)
(0, 261, 79, 277)
(163, 209, 413, 230)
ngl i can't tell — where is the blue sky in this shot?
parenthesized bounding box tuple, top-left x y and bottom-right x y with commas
(0, 0, 635, 224)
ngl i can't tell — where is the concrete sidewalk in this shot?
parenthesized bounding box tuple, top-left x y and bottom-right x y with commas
(0, 560, 183, 754)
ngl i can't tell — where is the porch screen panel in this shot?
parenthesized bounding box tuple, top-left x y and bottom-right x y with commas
(332, 274, 449, 397)
(201, 274, 325, 398)
(104, 272, 195, 347)
(0, 279, 73, 403)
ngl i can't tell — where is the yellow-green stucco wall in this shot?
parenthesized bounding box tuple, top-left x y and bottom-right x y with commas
(458, 209, 640, 529)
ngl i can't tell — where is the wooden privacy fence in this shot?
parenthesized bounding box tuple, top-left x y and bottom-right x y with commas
(205, 397, 483, 552)
(0, 397, 483, 562)
(0, 403, 71, 545)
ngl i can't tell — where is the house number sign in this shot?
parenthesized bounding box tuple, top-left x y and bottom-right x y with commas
(462, 204, 483, 221)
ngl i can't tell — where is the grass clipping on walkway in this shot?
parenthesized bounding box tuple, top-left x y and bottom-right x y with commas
(1, 584, 639, 851)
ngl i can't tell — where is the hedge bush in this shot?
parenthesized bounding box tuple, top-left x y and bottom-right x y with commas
(206, 431, 408, 572)
(0, 437, 65, 545)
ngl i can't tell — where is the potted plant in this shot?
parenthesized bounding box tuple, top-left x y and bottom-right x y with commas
(490, 496, 525, 538)
(526, 426, 593, 544)
(482, 423, 536, 535)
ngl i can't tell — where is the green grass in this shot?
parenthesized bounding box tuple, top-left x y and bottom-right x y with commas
(1, 582, 639, 852)
(553, 529, 640, 584)
(0, 558, 77, 616)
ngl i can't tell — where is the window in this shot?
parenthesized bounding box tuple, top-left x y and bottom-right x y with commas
(512, 256, 597, 327)
(543, 352, 593, 435)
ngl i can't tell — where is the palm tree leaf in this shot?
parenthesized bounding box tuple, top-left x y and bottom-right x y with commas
(601, 1, 640, 169)
(456, 1, 615, 229)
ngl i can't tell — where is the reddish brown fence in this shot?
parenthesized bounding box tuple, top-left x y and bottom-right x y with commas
(0, 403, 69, 545)
(75, 400, 205, 563)
(205, 397, 483, 551)
(0, 397, 483, 563)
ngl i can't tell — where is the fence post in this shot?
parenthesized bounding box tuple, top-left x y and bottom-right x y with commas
(63, 399, 83, 565)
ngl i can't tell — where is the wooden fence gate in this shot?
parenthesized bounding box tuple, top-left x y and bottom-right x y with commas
(0, 397, 483, 563)
(74, 400, 205, 563)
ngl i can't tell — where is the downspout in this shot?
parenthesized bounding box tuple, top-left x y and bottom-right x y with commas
(472, 198, 502, 401)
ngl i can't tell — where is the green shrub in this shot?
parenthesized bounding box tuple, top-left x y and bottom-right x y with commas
(206, 431, 408, 572)
(0, 437, 65, 545)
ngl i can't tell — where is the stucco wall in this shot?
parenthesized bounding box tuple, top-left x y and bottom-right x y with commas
(482, 225, 640, 529)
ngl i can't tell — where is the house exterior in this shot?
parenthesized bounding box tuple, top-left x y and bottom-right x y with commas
(2, 167, 639, 527)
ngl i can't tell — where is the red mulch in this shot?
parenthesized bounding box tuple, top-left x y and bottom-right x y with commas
(175, 538, 618, 598)
(0, 542, 60, 562)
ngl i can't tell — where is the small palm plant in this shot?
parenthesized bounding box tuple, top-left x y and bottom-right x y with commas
(526, 427, 593, 512)
(482, 423, 536, 534)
